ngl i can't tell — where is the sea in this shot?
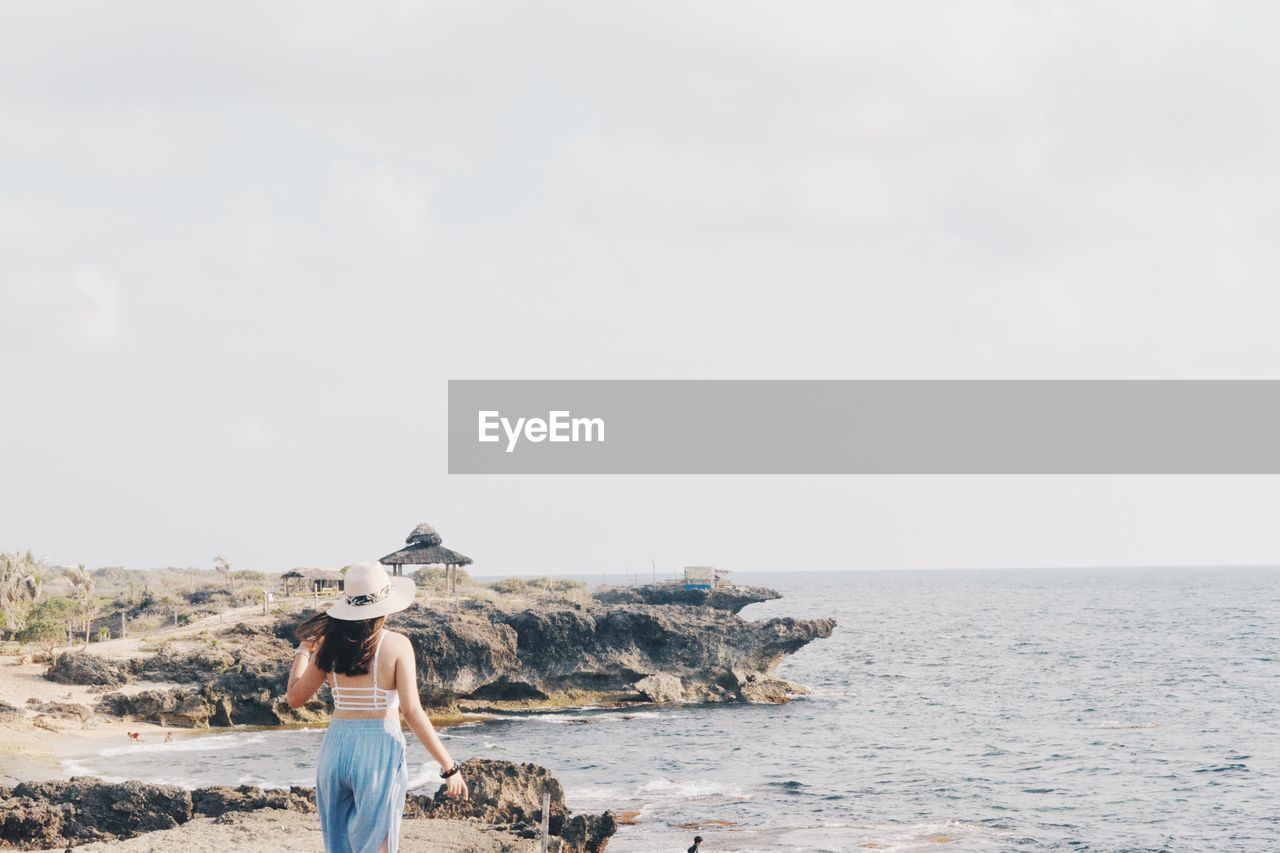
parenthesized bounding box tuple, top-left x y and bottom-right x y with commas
(65, 569, 1280, 852)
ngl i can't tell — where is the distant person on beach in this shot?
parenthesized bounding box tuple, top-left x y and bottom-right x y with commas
(287, 563, 468, 853)
(688, 835, 704, 853)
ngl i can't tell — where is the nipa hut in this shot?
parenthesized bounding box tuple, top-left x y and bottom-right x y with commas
(281, 568, 345, 596)
(379, 523, 473, 594)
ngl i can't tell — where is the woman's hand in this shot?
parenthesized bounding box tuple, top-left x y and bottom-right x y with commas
(444, 770, 468, 800)
(298, 638, 318, 655)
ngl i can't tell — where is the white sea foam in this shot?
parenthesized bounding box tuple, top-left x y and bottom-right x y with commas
(637, 778, 751, 800)
(407, 761, 442, 791)
(522, 713, 583, 724)
(95, 732, 269, 757)
(61, 760, 123, 781)
(518, 709, 665, 725)
(565, 784, 628, 802)
(823, 819, 1012, 851)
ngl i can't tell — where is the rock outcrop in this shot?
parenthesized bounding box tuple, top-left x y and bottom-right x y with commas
(593, 583, 781, 613)
(404, 760, 615, 852)
(44, 652, 134, 687)
(23, 699, 95, 725)
(0, 762, 615, 851)
(392, 599, 834, 709)
(191, 785, 315, 817)
(94, 625, 328, 728)
(633, 673, 685, 703)
(49, 587, 834, 722)
(0, 779, 191, 849)
(96, 688, 217, 728)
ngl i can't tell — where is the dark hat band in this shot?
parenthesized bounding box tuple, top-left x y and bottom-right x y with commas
(345, 584, 390, 607)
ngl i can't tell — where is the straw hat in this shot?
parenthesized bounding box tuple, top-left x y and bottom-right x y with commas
(326, 561, 415, 621)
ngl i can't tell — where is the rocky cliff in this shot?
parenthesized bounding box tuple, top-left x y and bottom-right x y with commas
(0, 760, 615, 851)
(64, 623, 329, 728)
(48, 587, 834, 725)
(390, 599, 834, 709)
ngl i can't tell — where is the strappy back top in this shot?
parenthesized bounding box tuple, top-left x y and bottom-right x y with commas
(330, 630, 399, 712)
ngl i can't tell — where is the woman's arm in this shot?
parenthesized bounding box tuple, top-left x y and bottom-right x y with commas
(286, 639, 328, 709)
(395, 636, 468, 799)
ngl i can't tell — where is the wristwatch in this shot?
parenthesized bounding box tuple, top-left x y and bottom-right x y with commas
(440, 763, 460, 779)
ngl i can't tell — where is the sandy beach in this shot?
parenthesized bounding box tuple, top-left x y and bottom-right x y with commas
(33, 809, 540, 853)
(0, 655, 176, 783)
(0, 604, 294, 781)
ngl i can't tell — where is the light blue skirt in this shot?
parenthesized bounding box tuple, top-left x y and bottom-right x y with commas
(316, 717, 409, 853)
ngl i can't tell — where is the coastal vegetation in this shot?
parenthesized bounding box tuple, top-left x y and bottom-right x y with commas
(0, 551, 46, 633)
(0, 555, 271, 652)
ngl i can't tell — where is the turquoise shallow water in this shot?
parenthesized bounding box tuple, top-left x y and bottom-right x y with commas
(69, 569, 1280, 851)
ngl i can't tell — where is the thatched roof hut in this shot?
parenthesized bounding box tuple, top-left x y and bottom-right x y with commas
(379, 523, 473, 593)
(379, 524, 473, 570)
(281, 567, 345, 596)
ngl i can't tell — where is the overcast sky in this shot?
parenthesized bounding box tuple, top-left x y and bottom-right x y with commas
(4, 1, 1280, 574)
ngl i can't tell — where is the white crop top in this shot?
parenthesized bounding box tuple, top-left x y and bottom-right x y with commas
(330, 630, 399, 712)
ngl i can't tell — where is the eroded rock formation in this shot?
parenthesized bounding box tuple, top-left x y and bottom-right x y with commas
(48, 587, 834, 724)
(381, 597, 833, 709)
(0, 761, 616, 852)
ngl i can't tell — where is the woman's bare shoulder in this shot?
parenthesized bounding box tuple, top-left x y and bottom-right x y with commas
(384, 629, 414, 649)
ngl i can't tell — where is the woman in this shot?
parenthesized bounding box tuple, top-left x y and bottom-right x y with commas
(286, 562, 468, 853)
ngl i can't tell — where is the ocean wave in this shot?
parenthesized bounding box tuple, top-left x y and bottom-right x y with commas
(407, 761, 443, 791)
(521, 713, 590, 724)
(566, 783, 629, 802)
(828, 819, 1013, 851)
(1096, 720, 1160, 730)
(95, 732, 270, 757)
(637, 777, 751, 800)
(61, 761, 117, 779)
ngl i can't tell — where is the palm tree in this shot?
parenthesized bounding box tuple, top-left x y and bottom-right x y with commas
(67, 564, 96, 649)
(23, 554, 46, 606)
(0, 553, 22, 632)
(0, 551, 47, 632)
(213, 555, 234, 592)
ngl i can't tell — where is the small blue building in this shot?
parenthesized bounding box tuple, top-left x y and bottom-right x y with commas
(684, 566, 717, 590)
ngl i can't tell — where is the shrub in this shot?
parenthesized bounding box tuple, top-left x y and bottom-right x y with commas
(15, 620, 66, 647)
(489, 577, 585, 595)
(489, 577, 528, 595)
(413, 566, 472, 590)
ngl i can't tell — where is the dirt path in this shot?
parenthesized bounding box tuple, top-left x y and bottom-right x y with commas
(77, 603, 285, 660)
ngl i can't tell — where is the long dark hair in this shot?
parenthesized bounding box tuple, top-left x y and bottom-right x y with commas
(296, 612, 386, 676)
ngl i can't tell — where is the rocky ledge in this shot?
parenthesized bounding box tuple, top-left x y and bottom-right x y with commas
(391, 597, 833, 710)
(45, 585, 834, 726)
(48, 623, 327, 728)
(592, 583, 781, 613)
(0, 760, 615, 852)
